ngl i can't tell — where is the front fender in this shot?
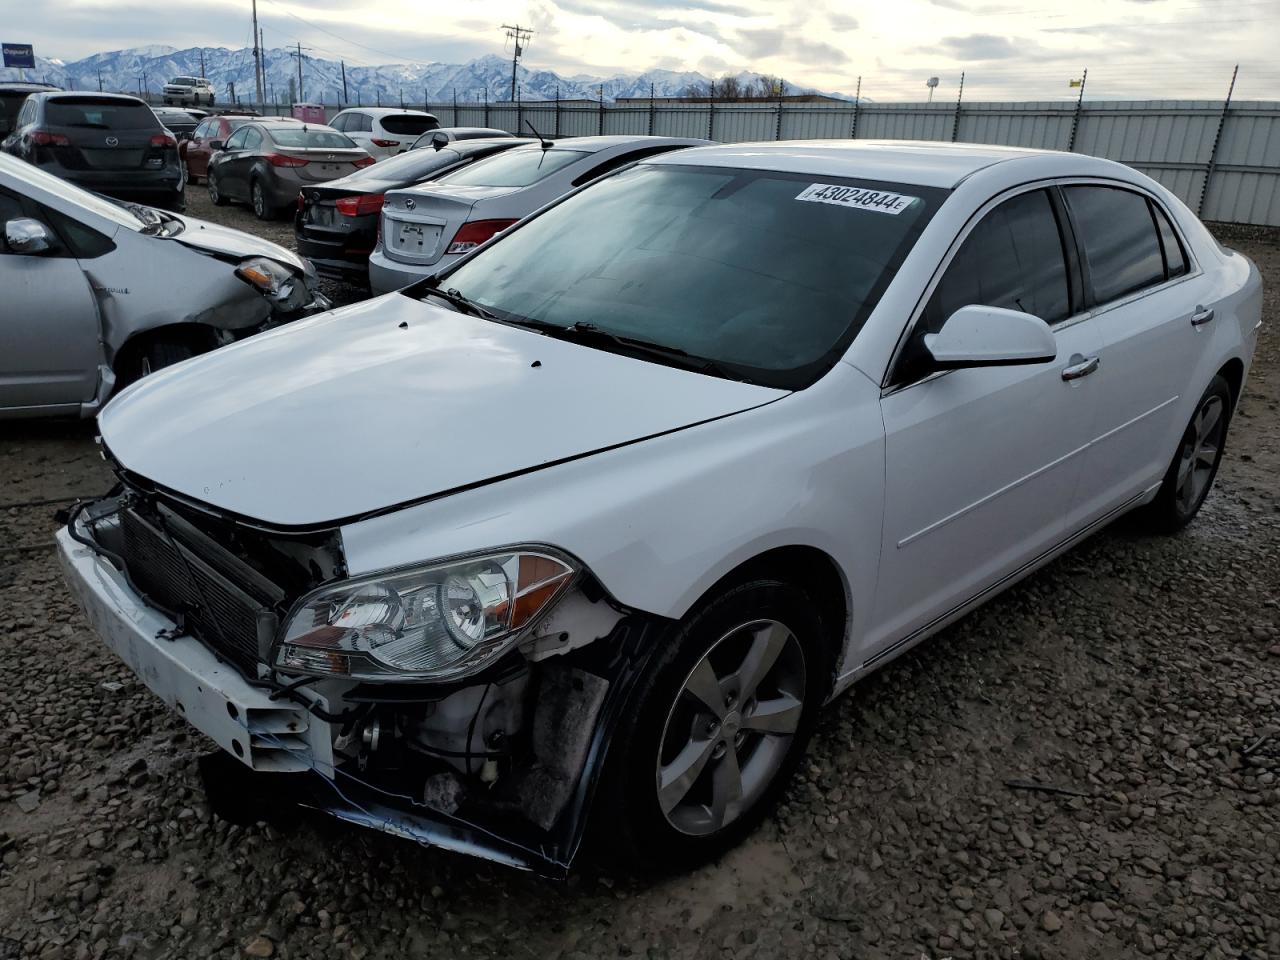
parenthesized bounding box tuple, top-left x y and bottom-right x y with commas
(340, 362, 887, 672)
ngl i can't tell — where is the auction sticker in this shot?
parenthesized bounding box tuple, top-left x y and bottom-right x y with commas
(795, 183, 918, 215)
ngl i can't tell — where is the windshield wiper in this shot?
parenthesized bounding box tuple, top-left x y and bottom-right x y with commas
(512, 319, 737, 379)
(420, 284, 496, 320)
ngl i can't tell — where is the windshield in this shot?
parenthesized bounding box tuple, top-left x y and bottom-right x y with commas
(435, 147, 586, 187)
(47, 97, 159, 130)
(269, 128, 356, 149)
(437, 164, 945, 389)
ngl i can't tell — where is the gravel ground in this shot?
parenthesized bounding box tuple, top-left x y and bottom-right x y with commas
(0, 217, 1276, 960)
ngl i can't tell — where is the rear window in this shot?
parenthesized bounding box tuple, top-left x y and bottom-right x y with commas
(47, 97, 159, 131)
(437, 147, 586, 187)
(379, 115, 438, 136)
(268, 128, 357, 149)
(347, 147, 462, 182)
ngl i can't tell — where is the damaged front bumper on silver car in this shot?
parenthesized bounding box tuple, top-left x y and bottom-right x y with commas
(57, 493, 664, 877)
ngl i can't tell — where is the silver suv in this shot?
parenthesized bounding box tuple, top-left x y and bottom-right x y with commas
(163, 76, 215, 107)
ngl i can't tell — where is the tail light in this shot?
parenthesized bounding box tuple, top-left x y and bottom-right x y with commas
(370, 138, 400, 148)
(335, 193, 385, 217)
(353, 156, 376, 168)
(267, 153, 308, 168)
(445, 219, 518, 256)
(149, 133, 178, 148)
(30, 130, 70, 147)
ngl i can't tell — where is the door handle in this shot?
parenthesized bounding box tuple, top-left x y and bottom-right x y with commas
(1061, 354, 1100, 381)
(1191, 305, 1215, 326)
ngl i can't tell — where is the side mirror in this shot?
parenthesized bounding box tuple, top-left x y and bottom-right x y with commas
(430, 131, 449, 151)
(4, 218, 55, 255)
(210, 140, 225, 151)
(923, 305, 1057, 370)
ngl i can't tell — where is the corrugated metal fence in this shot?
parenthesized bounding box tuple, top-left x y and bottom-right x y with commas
(264, 98, 1280, 226)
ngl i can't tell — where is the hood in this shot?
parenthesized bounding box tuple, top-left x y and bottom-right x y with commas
(99, 296, 784, 527)
(169, 213, 306, 272)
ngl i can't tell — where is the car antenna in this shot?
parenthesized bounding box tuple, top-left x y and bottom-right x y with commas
(524, 119, 552, 151)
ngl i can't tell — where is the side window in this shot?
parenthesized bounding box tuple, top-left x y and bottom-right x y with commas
(1152, 203, 1189, 279)
(0, 188, 24, 230)
(331, 113, 348, 131)
(243, 127, 264, 150)
(225, 127, 249, 150)
(359, 114, 373, 133)
(1064, 185, 1165, 304)
(921, 188, 1071, 337)
(17, 100, 34, 127)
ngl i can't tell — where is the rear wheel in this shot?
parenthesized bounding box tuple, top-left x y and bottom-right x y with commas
(596, 580, 831, 872)
(1136, 374, 1233, 533)
(251, 179, 275, 220)
(208, 171, 228, 206)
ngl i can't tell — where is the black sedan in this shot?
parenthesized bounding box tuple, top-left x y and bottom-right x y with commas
(295, 136, 533, 284)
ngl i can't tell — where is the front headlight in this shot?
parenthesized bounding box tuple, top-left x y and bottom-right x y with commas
(235, 256, 298, 304)
(274, 549, 577, 681)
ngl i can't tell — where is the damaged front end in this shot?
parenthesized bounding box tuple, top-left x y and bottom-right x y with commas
(57, 483, 663, 877)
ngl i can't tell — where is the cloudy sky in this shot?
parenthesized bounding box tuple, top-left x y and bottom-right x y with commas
(14, 0, 1280, 99)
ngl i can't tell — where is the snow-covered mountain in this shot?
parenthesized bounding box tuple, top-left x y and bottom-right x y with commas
(1, 46, 850, 104)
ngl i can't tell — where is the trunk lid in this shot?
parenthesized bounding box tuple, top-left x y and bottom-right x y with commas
(380, 184, 517, 266)
(275, 147, 370, 183)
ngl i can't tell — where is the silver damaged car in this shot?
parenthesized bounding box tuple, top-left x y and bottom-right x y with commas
(0, 152, 330, 419)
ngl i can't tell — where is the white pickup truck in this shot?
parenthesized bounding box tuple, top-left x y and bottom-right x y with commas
(163, 76, 215, 107)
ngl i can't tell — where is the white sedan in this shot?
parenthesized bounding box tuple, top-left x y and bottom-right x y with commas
(58, 140, 1262, 875)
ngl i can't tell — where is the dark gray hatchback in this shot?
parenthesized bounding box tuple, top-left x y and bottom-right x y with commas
(0, 92, 184, 211)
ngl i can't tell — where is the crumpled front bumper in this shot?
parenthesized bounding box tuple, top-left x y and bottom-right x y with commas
(57, 518, 664, 877)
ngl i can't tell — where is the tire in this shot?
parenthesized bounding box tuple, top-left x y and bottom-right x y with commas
(138, 338, 196, 377)
(1136, 374, 1233, 533)
(595, 580, 832, 873)
(251, 179, 275, 220)
(208, 171, 228, 206)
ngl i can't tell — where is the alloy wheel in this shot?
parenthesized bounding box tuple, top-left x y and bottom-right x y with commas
(207, 175, 219, 204)
(1175, 394, 1225, 513)
(656, 619, 807, 836)
(253, 182, 266, 218)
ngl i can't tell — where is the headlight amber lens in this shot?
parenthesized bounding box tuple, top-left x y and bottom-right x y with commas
(275, 550, 576, 681)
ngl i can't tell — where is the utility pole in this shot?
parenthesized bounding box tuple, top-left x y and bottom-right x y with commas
(1199, 64, 1239, 216)
(290, 42, 310, 102)
(341, 61, 348, 105)
(97, 68, 103, 92)
(199, 49, 206, 78)
(950, 71, 965, 142)
(251, 0, 264, 108)
(501, 24, 534, 102)
(1066, 68, 1088, 152)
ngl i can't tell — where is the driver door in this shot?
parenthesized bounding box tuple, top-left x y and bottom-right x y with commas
(864, 186, 1104, 660)
(214, 126, 255, 200)
(0, 188, 102, 414)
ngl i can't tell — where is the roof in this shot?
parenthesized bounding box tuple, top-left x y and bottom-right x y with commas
(645, 139, 1063, 188)
(548, 135, 709, 153)
(0, 82, 59, 93)
(337, 107, 438, 117)
(29, 90, 145, 104)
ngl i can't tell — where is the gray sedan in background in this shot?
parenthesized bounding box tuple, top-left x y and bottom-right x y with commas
(369, 135, 710, 293)
(207, 120, 373, 220)
(0, 152, 329, 419)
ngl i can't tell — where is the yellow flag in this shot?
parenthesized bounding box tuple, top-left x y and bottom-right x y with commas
(1069, 78, 1083, 88)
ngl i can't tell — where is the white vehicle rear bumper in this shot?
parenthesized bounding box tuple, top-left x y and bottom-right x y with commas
(56, 527, 334, 774)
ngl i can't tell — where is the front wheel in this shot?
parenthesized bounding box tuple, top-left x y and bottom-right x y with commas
(596, 580, 831, 872)
(1137, 374, 1233, 533)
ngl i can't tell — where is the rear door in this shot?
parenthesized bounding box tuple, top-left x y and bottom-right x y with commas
(0, 186, 102, 412)
(870, 186, 1102, 656)
(1062, 183, 1218, 527)
(215, 126, 255, 199)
